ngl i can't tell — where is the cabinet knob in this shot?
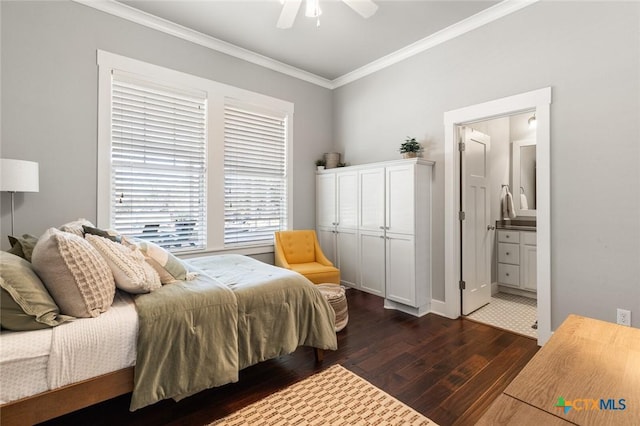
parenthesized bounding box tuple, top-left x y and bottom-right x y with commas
(379, 235, 384, 239)
(506, 235, 510, 238)
(487, 225, 496, 230)
(506, 252, 510, 255)
(379, 226, 385, 230)
(506, 273, 510, 276)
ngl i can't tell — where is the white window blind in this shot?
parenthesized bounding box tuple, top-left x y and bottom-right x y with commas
(224, 105, 287, 246)
(110, 72, 207, 251)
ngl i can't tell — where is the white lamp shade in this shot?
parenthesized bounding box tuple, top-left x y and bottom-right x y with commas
(0, 159, 40, 192)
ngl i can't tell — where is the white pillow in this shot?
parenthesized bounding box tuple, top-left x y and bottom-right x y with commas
(86, 235, 161, 294)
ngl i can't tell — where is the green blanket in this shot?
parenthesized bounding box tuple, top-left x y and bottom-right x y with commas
(188, 254, 338, 369)
(131, 255, 337, 410)
(131, 273, 238, 410)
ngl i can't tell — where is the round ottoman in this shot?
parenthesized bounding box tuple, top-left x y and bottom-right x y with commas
(317, 284, 348, 332)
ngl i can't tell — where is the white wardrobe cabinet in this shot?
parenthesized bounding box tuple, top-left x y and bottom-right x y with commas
(316, 170, 358, 287)
(317, 159, 433, 317)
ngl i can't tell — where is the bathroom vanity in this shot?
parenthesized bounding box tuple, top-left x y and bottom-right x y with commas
(497, 225, 536, 296)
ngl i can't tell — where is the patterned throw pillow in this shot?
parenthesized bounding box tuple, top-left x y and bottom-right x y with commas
(122, 237, 195, 284)
(31, 228, 115, 318)
(0, 251, 73, 331)
(86, 234, 161, 294)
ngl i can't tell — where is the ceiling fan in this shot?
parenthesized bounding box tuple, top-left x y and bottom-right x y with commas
(277, 0, 379, 29)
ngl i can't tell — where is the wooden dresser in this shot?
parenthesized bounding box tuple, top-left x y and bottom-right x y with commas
(478, 314, 640, 425)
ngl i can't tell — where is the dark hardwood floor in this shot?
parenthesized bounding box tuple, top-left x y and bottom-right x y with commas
(41, 290, 538, 426)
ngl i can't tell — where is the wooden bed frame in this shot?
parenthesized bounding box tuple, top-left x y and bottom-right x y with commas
(0, 348, 324, 425)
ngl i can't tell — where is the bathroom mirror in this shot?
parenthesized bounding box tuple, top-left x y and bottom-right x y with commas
(512, 139, 536, 217)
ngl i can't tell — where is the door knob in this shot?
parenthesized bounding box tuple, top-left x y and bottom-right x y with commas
(487, 225, 496, 230)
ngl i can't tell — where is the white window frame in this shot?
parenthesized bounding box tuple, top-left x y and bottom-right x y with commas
(97, 50, 293, 255)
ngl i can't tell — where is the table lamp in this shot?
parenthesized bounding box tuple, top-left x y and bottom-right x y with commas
(1, 158, 40, 235)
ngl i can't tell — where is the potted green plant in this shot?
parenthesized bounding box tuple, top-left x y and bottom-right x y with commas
(400, 137, 422, 158)
(315, 158, 326, 171)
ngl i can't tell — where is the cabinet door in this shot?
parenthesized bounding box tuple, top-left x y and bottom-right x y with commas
(336, 171, 358, 229)
(521, 245, 537, 292)
(316, 227, 336, 265)
(358, 230, 385, 296)
(316, 173, 336, 228)
(386, 164, 415, 235)
(385, 233, 416, 306)
(359, 167, 385, 231)
(336, 228, 358, 287)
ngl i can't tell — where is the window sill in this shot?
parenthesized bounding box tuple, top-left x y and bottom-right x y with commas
(178, 244, 274, 259)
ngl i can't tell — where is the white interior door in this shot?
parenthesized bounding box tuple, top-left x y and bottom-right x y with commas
(461, 127, 492, 315)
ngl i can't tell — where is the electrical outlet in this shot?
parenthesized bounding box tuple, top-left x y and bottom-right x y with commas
(617, 309, 631, 326)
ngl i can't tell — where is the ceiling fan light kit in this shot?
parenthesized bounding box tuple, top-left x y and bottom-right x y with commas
(277, 0, 378, 29)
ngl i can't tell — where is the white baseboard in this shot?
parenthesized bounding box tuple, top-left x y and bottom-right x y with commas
(383, 299, 430, 317)
(491, 281, 499, 296)
(430, 299, 457, 319)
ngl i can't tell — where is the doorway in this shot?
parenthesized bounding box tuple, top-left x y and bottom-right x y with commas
(442, 87, 552, 346)
(459, 112, 538, 339)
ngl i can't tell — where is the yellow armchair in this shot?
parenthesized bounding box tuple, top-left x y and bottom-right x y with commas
(274, 230, 340, 284)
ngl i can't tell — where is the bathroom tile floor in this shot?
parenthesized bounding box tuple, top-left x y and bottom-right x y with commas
(466, 292, 537, 339)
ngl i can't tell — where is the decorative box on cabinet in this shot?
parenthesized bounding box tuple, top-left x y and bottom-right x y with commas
(497, 229, 536, 294)
(316, 158, 434, 317)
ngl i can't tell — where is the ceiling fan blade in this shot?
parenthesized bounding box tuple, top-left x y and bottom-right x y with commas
(342, 0, 378, 19)
(277, 0, 302, 29)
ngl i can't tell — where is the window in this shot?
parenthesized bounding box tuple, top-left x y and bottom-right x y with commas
(224, 104, 288, 246)
(98, 51, 293, 254)
(110, 72, 207, 251)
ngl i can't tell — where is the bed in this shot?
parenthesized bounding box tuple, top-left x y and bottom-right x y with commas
(0, 254, 337, 425)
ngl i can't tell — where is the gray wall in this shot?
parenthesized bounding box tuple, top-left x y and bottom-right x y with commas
(0, 0, 333, 248)
(333, 1, 640, 328)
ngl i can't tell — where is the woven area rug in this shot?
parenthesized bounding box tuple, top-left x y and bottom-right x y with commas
(209, 365, 437, 425)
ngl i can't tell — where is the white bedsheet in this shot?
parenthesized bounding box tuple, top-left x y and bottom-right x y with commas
(0, 291, 138, 404)
(0, 328, 51, 404)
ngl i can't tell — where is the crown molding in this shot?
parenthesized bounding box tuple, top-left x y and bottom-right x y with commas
(332, 0, 539, 88)
(73, 0, 536, 91)
(72, 0, 334, 89)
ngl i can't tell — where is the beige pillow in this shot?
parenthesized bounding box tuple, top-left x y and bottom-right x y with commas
(59, 218, 94, 237)
(0, 252, 73, 331)
(32, 228, 115, 318)
(86, 234, 161, 294)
